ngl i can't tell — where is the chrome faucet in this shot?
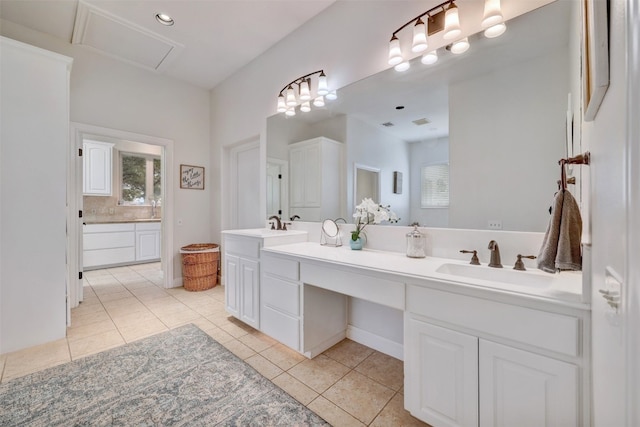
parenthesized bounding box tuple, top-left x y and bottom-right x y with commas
(488, 240, 503, 268)
(269, 215, 283, 230)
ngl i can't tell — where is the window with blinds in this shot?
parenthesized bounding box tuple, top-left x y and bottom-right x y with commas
(421, 164, 449, 208)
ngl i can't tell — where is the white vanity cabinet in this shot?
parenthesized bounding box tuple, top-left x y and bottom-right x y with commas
(405, 284, 583, 427)
(83, 140, 114, 196)
(135, 222, 161, 261)
(223, 235, 261, 329)
(288, 137, 343, 222)
(260, 254, 302, 350)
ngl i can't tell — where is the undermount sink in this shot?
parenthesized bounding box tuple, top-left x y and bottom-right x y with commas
(435, 262, 554, 288)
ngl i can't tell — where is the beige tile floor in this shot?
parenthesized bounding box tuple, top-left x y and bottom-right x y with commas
(0, 262, 429, 427)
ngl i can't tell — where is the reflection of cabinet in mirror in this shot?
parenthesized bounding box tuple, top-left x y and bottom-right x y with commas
(288, 137, 343, 222)
(83, 140, 114, 196)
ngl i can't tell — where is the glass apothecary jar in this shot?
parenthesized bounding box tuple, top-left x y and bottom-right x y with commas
(406, 224, 426, 258)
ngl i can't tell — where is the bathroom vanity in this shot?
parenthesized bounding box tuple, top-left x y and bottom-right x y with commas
(222, 230, 590, 427)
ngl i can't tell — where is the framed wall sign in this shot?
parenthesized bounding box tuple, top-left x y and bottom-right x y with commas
(180, 164, 205, 190)
(582, 0, 609, 122)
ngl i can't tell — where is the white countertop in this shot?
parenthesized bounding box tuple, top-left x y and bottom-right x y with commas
(262, 242, 587, 309)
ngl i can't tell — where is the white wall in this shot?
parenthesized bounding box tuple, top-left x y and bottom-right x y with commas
(449, 46, 568, 232)
(0, 20, 211, 282)
(409, 137, 449, 227)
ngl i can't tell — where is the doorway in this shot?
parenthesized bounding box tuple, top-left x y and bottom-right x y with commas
(68, 123, 174, 320)
(227, 139, 262, 229)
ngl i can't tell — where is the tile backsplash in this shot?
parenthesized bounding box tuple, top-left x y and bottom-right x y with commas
(83, 196, 161, 223)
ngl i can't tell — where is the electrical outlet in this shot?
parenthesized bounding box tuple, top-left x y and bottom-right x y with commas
(488, 220, 502, 230)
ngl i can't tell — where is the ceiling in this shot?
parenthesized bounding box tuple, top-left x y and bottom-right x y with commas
(0, 0, 335, 89)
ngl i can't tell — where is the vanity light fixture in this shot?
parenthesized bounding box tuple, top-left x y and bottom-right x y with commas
(449, 37, 470, 54)
(276, 70, 335, 115)
(155, 13, 174, 26)
(388, 0, 505, 72)
(421, 50, 439, 65)
(482, 0, 507, 38)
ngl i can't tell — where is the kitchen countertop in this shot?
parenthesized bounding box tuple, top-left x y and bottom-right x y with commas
(84, 219, 161, 224)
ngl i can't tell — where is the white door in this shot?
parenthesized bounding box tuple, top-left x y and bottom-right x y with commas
(230, 141, 261, 229)
(479, 339, 578, 427)
(405, 317, 479, 427)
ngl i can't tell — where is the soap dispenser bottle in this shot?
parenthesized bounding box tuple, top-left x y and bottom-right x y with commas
(406, 223, 426, 258)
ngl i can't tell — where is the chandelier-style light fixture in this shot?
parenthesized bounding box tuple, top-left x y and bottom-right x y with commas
(276, 70, 335, 116)
(388, 0, 506, 72)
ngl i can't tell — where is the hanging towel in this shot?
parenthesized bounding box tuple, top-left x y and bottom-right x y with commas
(537, 190, 583, 273)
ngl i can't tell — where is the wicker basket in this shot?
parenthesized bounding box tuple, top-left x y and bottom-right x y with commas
(180, 243, 219, 291)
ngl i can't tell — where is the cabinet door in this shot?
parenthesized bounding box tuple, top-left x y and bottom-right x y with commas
(405, 317, 479, 427)
(83, 141, 113, 195)
(289, 147, 306, 207)
(303, 143, 321, 207)
(479, 340, 578, 427)
(136, 230, 160, 261)
(240, 258, 260, 329)
(224, 254, 240, 317)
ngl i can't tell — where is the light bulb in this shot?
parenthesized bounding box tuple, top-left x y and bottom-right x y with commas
(313, 96, 325, 107)
(285, 107, 296, 117)
(286, 85, 297, 107)
(484, 22, 506, 38)
(317, 72, 328, 96)
(412, 18, 428, 53)
(388, 35, 403, 66)
(443, 3, 461, 40)
(394, 61, 410, 72)
(300, 101, 311, 112)
(450, 37, 470, 54)
(277, 95, 286, 112)
(325, 90, 337, 101)
(299, 79, 311, 101)
(421, 50, 438, 65)
(482, 0, 503, 28)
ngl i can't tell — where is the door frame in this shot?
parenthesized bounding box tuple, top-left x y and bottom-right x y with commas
(626, 0, 640, 423)
(68, 123, 175, 312)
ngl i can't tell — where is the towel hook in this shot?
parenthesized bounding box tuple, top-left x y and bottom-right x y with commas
(560, 159, 568, 191)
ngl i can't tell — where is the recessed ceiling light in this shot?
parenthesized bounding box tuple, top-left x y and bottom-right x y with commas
(155, 13, 174, 26)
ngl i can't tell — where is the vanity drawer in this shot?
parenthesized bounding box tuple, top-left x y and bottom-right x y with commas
(300, 263, 405, 310)
(262, 275, 300, 316)
(407, 285, 579, 357)
(260, 305, 300, 351)
(224, 237, 260, 259)
(262, 255, 299, 281)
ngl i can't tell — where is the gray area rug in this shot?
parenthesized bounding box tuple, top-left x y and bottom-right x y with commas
(0, 324, 329, 426)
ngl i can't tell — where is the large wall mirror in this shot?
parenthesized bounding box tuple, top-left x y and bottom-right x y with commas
(266, 0, 581, 232)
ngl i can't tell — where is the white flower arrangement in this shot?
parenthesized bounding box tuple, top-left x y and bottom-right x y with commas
(351, 198, 399, 241)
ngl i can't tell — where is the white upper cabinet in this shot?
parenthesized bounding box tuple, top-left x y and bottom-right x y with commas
(83, 140, 113, 195)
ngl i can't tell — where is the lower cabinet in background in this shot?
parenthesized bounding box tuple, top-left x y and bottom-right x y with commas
(83, 222, 161, 269)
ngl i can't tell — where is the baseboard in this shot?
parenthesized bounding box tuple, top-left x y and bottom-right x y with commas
(347, 325, 404, 361)
(303, 330, 346, 359)
(172, 277, 183, 288)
